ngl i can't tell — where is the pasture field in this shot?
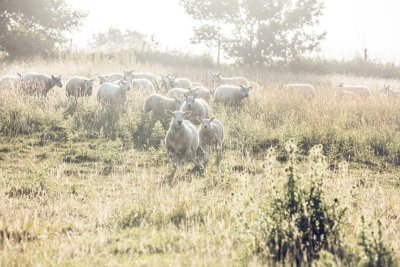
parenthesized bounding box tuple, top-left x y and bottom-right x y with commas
(0, 57, 400, 266)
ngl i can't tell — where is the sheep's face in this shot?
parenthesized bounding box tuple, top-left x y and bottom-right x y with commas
(199, 117, 215, 130)
(240, 85, 251, 98)
(51, 75, 62, 88)
(184, 93, 197, 109)
(210, 72, 222, 83)
(167, 77, 176, 88)
(123, 69, 134, 78)
(98, 76, 107, 84)
(120, 80, 131, 91)
(84, 79, 94, 96)
(166, 111, 192, 128)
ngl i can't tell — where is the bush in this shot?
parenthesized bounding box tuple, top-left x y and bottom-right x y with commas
(255, 142, 346, 265)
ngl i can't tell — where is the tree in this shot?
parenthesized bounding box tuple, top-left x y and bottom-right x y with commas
(91, 28, 152, 52)
(0, 0, 86, 58)
(180, 0, 326, 65)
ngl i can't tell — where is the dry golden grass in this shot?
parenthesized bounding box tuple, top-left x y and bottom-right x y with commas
(0, 56, 400, 266)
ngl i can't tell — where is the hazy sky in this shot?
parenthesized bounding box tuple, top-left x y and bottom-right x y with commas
(68, 0, 400, 63)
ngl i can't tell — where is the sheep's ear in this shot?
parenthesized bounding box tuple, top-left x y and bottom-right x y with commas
(184, 111, 192, 117)
(165, 110, 174, 116)
(248, 86, 253, 90)
(17, 73, 22, 78)
(240, 85, 245, 89)
(209, 117, 215, 123)
(196, 116, 202, 123)
(51, 75, 55, 79)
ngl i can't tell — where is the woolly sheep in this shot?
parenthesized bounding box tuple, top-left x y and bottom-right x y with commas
(167, 87, 211, 102)
(380, 85, 400, 100)
(66, 76, 95, 100)
(97, 79, 131, 106)
(283, 84, 316, 100)
(0, 74, 21, 89)
(334, 88, 358, 102)
(143, 94, 183, 117)
(337, 83, 371, 99)
(179, 93, 210, 125)
(169, 77, 193, 90)
(165, 110, 200, 166)
(213, 85, 252, 106)
(197, 117, 224, 161)
(132, 72, 160, 91)
(131, 78, 155, 95)
(21, 72, 62, 97)
(209, 72, 249, 89)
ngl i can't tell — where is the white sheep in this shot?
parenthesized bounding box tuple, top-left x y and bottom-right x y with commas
(0, 74, 21, 89)
(159, 74, 171, 91)
(165, 110, 200, 166)
(193, 86, 212, 102)
(66, 76, 95, 100)
(209, 72, 249, 89)
(213, 85, 252, 106)
(97, 79, 131, 106)
(166, 87, 211, 102)
(179, 92, 210, 125)
(143, 94, 183, 117)
(132, 72, 160, 91)
(337, 83, 371, 99)
(21, 72, 62, 97)
(197, 117, 224, 161)
(131, 78, 155, 95)
(380, 85, 400, 101)
(283, 84, 316, 100)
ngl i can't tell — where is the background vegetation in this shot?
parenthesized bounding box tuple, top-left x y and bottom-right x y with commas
(0, 55, 399, 265)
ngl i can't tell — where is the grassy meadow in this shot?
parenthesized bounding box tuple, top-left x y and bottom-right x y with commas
(0, 56, 400, 266)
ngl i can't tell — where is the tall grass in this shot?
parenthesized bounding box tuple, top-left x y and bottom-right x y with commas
(0, 56, 399, 265)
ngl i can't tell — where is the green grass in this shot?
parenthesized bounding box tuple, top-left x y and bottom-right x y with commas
(0, 57, 399, 266)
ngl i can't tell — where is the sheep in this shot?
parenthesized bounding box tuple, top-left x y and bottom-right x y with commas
(337, 83, 371, 99)
(21, 72, 62, 97)
(213, 85, 252, 106)
(98, 75, 112, 84)
(193, 86, 212, 102)
(132, 72, 160, 91)
(209, 72, 249, 89)
(171, 77, 193, 89)
(165, 110, 200, 166)
(97, 79, 131, 106)
(143, 94, 183, 117)
(65, 76, 95, 100)
(197, 117, 224, 161)
(334, 88, 358, 102)
(166, 87, 211, 102)
(380, 85, 400, 101)
(179, 92, 210, 125)
(0, 74, 22, 89)
(166, 88, 190, 99)
(131, 78, 155, 95)
(283, 84, 316, 100)
(159, 74, 171, 91)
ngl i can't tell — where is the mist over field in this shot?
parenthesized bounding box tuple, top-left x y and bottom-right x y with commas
(1, 1, 400, 266)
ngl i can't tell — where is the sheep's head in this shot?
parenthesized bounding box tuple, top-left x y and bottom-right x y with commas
(120, 79, 131, 91)
(166, 110, 192, 128)
(381, 85, 391, 94)
(123, 69, 134, 78)
(184, 92, 198, 109)
(209, 72, 222, 83)
(197, 117, 215, 130)
(51, 75, 62, 88)
(167, 76, 176, 88)
(240, 85, 252, 98)
(84, 79, 95, 96)
(98, 75, 111, 84)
